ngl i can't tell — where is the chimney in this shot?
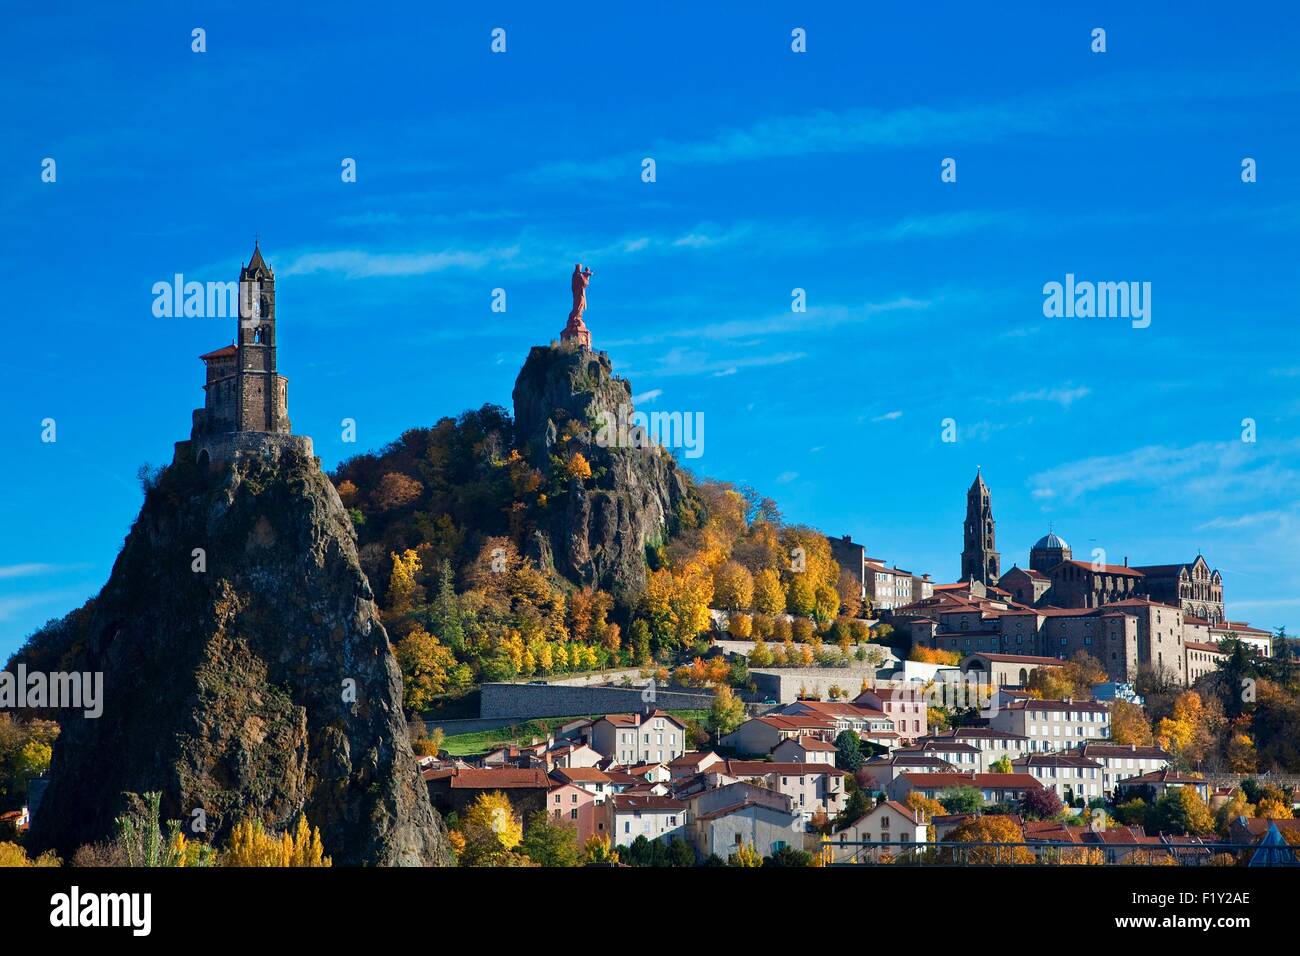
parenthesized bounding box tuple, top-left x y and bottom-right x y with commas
(1124, 556, 1128, 567)
(1130, 743, 1136, 752)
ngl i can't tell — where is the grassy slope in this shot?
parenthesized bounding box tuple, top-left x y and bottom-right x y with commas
(440, 710, 709, 757)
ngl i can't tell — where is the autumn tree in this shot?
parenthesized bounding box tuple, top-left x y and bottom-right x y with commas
(752, 568, 786, 616)
(385, 548, 426, 619)
(945, 816, 1035, 864)
(644, 561, 713, 654)
(1109, 700, 1154, 746)
(1149, 786, 1215, 836)
(221, 814, 330, 867)
(396, 625, 458, 714)
(372, 471, 424, 512)
(460, 791, 525, 866)
(582, 834, 619, 864)
(707, 684, 746, 739)
(713, 561, 755, 613)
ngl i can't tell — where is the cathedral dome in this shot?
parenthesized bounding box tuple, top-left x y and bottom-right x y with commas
(1033, 531, 1069, 551)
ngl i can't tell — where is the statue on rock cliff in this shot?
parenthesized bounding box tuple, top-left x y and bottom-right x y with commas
(561, 263, 594, 348)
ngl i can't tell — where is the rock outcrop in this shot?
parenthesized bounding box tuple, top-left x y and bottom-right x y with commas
(26, 440, 451, 866)
(512, 344, 696, 605)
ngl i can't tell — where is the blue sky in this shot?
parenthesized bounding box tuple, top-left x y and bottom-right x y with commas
(3, 2, 1299, 658)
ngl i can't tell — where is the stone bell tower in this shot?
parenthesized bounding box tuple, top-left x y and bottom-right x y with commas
(961, 468, 1001, 586)
(235, 242, 290, 433)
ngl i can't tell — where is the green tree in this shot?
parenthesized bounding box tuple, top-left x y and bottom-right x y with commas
(521, 810, 579, 867)
(834, 730, 864, 772)
(938, 786, 984, 815)
(707, 684, 746, 739)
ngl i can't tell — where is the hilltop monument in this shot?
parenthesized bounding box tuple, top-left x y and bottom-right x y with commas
(561, 262, 594, 348)
(182, 242, 313, 468)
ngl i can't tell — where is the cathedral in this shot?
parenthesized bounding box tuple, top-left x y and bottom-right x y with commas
(183, 243, 311, 468)
(959, 472, 1225, 622)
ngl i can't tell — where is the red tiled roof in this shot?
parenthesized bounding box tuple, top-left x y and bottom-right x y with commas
(199, 344, 238, 361)
(446, 768, 550, 789)
(550, 767, 612, 784)
(1059, 560, 1144, 578)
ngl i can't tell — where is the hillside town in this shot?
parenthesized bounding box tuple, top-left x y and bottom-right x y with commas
(398, 472, 1298, 868)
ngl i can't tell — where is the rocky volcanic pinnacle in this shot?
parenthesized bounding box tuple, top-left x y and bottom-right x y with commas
(513, 344, 695, 606)
(27, 440, 451, 865)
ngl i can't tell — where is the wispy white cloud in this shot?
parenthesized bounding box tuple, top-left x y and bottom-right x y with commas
(1008, 386, 1091, 408)
(632, 388, 663, 404)
(1029, 440, 1300, 503)
(0, 563, 63, 579)
(605, 297, 931, 348)
(279, 247, 520, 278)
(647, 348, 807, 378)
(873, 410, 904, 422)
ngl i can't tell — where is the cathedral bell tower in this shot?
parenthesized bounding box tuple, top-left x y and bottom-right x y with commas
(961, 468, 1001, 586)
(236, 242, 289, 433)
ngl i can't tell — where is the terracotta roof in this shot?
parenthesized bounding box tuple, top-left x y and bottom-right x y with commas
(199, 344, 238, 361)
(964, 652, 1066, 665)
(446, 768, 550, 789)
(550, 767, 612, 784)
(599, 710, 687, 729)
(1059, 560, 1144, 578)
(1185, 640, 1226, 653)
(847, 799, 922, 830)
(667, 751, 718, 768)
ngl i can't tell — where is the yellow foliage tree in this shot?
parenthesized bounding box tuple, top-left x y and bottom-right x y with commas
(713, 561, 754, 613)
(752, 568, 786, 616)
(1109, 700, 1154, 746)
(729, 841, 763, 867)
(1227, 733, 1258, 773)
(220, 815, 331, 867)
(582, 834, 619, 864)
(567, 452, 593, 481)
(460, 791, 524, 866)
(386, 548, 425, 617)
(644, 562, 713, 652)
(945, 816, 1035, 864)
(395, 624, 457, 713)
(0, 842, 60, 867)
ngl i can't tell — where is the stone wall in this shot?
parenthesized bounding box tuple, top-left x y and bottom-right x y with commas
(481, 682, 718, 720)
(749, 667, 892, 704)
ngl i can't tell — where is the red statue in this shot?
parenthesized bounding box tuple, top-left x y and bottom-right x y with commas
(561, 263, 593, 348)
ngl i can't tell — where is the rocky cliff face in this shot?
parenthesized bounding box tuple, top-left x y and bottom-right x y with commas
(513, 344, 695, 605)
(27, 441, 451, 866)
